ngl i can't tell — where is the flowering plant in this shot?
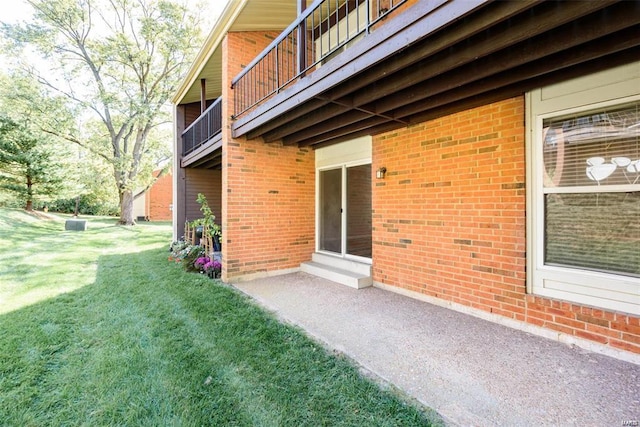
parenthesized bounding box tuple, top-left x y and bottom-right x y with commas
(194, 256, 209, 269)
(193, 256, 222, 279)
(204, 260, 222, 278)
(169, 240, 188, 262)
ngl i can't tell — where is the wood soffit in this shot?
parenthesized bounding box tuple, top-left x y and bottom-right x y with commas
(231, 0, 640, 149)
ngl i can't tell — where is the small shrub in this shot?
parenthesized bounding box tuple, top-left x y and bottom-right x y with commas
(181, 245, 205, 272)
(190, 193, 221, 239)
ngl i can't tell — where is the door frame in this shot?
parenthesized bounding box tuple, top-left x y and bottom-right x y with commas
(316, 159, 372, 264)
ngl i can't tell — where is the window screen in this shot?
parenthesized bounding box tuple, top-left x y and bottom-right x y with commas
(542, 102, 640, 277)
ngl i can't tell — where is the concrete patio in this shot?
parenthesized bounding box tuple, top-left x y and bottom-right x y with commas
(232, 272, 640, 426)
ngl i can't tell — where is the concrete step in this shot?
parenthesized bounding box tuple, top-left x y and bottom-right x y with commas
(311, 252, 372, 276)
(300, 257, 372, 289)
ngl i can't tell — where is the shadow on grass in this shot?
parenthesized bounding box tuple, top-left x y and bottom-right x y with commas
(0, 246, 442, 426)
(0, 209, 172, 315)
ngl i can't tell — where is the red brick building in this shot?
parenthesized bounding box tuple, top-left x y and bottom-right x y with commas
(172, 0, 640, 361)
(134, 170, 173, 221)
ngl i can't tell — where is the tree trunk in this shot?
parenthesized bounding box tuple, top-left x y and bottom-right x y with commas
(25, 176, 33, 211)
(119, 189, 135, 225)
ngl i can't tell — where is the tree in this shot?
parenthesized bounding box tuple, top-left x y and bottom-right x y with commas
(2, 0, 202, 224)
(0, 116, 65, 210)
(0, 71, 104, 213)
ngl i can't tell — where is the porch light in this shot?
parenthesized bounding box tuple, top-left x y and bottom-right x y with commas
(376, 167, 387, 179)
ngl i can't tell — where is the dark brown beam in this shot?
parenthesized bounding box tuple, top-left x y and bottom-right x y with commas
(306, 87, 529, 149)
(296, 116, 392, 147)
(261, 102, 350, 142)
(374, 3, 640, 116)
(297, 0, 308, 74)
(200, 79, 206, 113)
(392, 28, 640, 121)
(282, 110, 374, 145)
(404, 47, 640, 128)
(309, 121, 403, 149)
(246, 98, 327, 139)
(327, 97, 407, 124)
(186, 152, 222, 169)
(350, 0, 617, 108)
(263, 92, 405, 143)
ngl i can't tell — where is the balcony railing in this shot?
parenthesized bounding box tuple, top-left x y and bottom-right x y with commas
(182, 96, 223, 156)
(231, 0, 407, 118)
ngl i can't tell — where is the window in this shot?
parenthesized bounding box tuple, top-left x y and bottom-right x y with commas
(527, 62, 640, 315)
(543, 104, 640, 277)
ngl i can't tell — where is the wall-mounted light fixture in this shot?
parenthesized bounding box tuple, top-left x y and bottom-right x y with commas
(376, 167, 387, 179)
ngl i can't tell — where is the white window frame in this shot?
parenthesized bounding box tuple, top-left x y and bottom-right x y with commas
(526, 62, 640, 315)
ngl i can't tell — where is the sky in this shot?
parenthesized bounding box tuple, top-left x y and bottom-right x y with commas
(1, 0, 33, 24)
(1, 0, 228, 27)
(0, 0, 230, 72)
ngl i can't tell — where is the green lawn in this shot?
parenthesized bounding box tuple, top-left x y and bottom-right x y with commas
(0, 208, 440, 426)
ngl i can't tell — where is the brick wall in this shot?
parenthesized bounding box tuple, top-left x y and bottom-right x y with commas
(146, 171, 173, 221)
(222, 32, 316, 280)
(372, 96, 640, 354)
(228, 30, 280, 116)
(372, 0, 419, 23)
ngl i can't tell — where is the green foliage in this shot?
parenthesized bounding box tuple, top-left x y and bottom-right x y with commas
(1, 0, 204, 224)
(180, 245, 204, 272)
(43, 195, 119, 216)
(168, 240, 206, 273)
(191, 193, 221, 237)
(0, 115, 65, 209)
(0, 69, 116, 212)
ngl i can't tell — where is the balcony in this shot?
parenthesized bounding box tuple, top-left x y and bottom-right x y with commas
(180, 97, 223, 169)
(182, 97, 222, 157)
(229, 1, 639, 149)
(231, 0, 407, 118)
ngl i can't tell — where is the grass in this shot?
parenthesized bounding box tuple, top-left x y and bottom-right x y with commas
(0, 208, 440, 426)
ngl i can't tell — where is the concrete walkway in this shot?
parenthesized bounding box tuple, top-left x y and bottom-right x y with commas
(232, 272, 640, 426)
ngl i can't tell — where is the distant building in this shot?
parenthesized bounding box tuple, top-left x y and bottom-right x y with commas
(133, 170, 173, 221)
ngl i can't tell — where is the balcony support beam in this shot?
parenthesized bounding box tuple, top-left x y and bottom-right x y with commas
(200, 79, 206, 113)
(349, 0, 618, 109)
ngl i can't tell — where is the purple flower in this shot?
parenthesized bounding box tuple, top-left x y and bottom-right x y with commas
(194, 256, 210, 268)
(203, 260, 222, 272)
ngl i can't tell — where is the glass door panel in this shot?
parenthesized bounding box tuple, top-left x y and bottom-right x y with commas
(319, 168, 342, 253)
(347, 164, 372, 258)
